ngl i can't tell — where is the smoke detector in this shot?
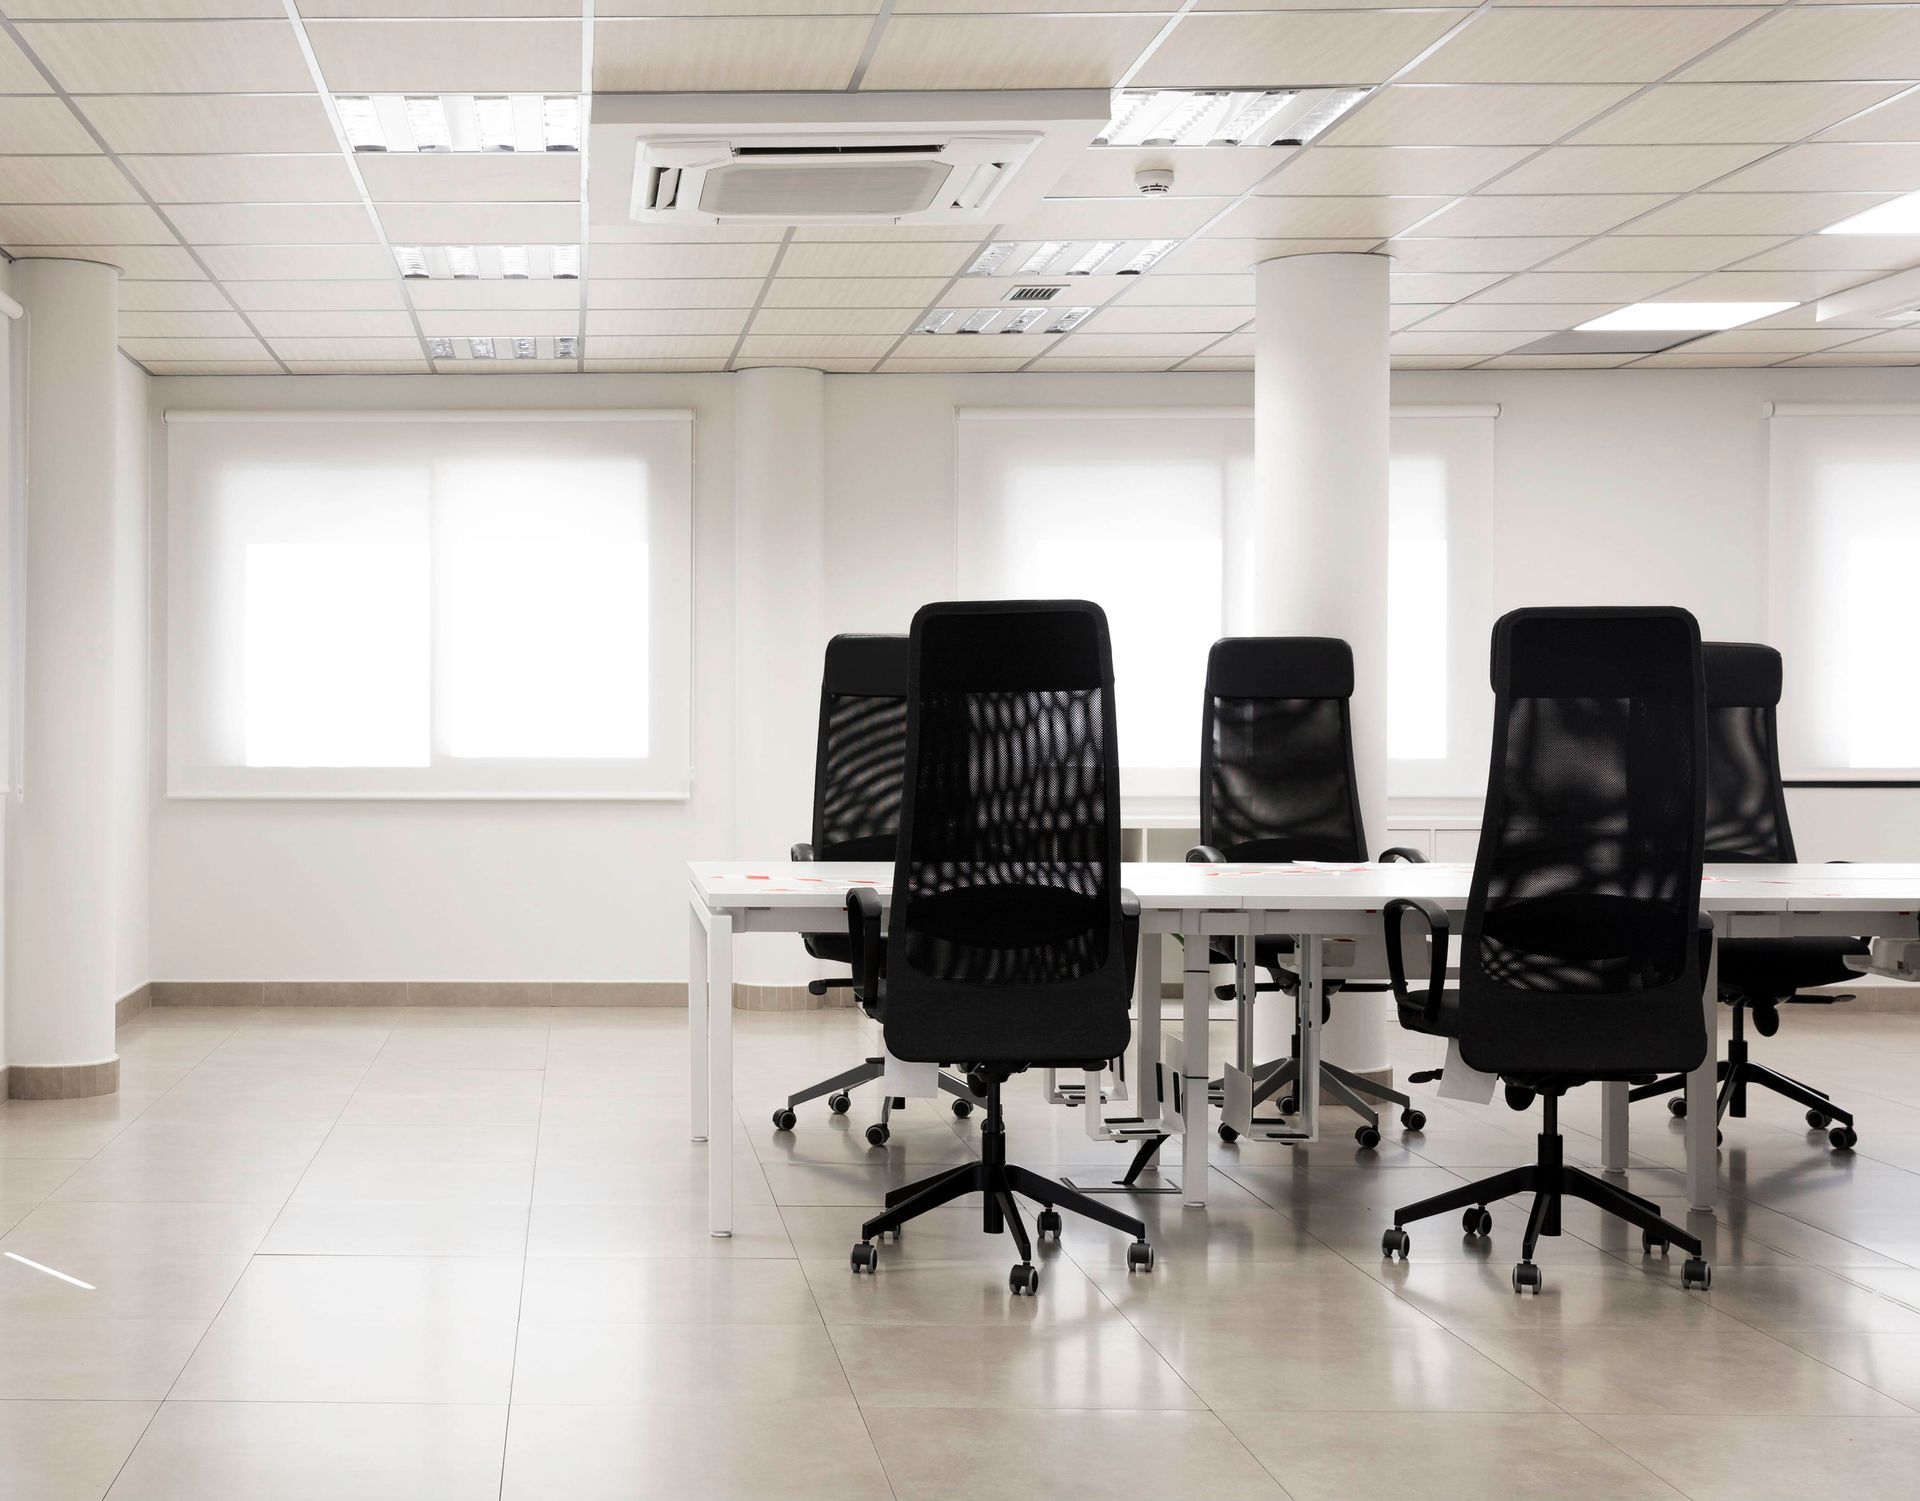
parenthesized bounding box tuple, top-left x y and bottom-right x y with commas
(1135, 168, 1175, 195)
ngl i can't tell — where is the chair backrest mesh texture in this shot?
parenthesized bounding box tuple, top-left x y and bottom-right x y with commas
(811, 634, 910, 863)
(1701, 642, 1796, 865)
(1200, 637, 1367, 863)
(882, 600, 1131, 1067)
(1458, 606, 1708, 1079)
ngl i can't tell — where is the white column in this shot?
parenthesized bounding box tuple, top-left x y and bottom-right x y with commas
(730, 365, 828, 989)
(4, 259, 122, 1089)
(1244, 252, 1393, 1076)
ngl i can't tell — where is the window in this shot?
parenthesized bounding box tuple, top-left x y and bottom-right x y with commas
(955, 406, 1493, 799)
(1768, 405, 1920, 775)
(165, 410, 692, 798)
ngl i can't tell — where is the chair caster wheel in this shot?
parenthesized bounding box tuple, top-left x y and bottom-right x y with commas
(1462, 1207, 1493, 1237)
(828, 1093, 852, 1115)
(1682, 1257, 1712, 1290)
(1217, 1123, 1239, 1143)
(806, 979, 829, 997)
(1127, 1239, 1155, 1273)
(850, 1242, 878, 1274)
(864, 1122, 890, 1147)
(1830, 1126, 1858, 1151)
(1382, 1227, 1411, 1260)
(1669, 1098, 1687, 1119)
(1806, 1109, 1830, 1130)
(1717, 1130, 1724, 1147)
(1512, 1262, 1542, 1294)
(1009, 1263, 1040, 1296)
(1355, 1125, 1381, 1150)
(1277, 1097, 1295, 1114)
(1642, 1230, 1670, 1256)
(1402, 1109, 1427, 1132)
(1504, 1084, 1536, 1111)
(951, 1099, 973, 1119)
(1753, 1004, 1780, 1038)
(771, 1107, 797, 1131)
(1037, 1209, 1063, 1243)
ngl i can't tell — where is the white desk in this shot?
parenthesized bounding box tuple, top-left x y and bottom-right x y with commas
(687, 860, 1920, 1236)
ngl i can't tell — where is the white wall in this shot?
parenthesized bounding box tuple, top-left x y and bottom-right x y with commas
(145, 362, 1920, 985)
(113, 356, 149, 1002)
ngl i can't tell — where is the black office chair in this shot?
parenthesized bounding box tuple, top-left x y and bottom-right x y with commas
(844, 600, 1155, 1296)
(1188, 637, 1429, 1148)
(1379, 606, 1713, 1293)
(771, 634, 982, 1145)
(1627, 642, 1863, 1152)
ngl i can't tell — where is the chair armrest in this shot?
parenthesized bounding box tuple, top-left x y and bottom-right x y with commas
(1378, 846, 1428, 864)
(1185, 845, 1226, 864)
(1384, 896, 1451, 1031)
(790, 842, 816, 863)
(1120, 890, 1142, 992)
(845, 887, 884, 1006)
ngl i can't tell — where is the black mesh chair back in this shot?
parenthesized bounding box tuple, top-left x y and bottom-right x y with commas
(1701, 643, 1794, 864)
(1458, 606, 1708, 1078)
(882, 600, 1131, 1067)
(812, 634, 910, 863)
(1200, 637, 1368, 862)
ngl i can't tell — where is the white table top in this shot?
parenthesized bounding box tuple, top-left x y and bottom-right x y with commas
(688, 860, 1920, 915)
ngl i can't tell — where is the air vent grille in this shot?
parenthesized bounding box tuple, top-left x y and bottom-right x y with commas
(1007, 286, 1060, 302)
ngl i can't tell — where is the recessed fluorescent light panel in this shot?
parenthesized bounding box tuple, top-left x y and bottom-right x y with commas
(432, 335, 580, 363)
(1095, 87, 1368, 147)
(1822, 191, 1920, 236)
(965, 239, 1176, 278)
(391, 245, 581, 280)
(918, 306, 1094, 335)
(334, 94, 583, 153)
(1578, 302, 1797, 332)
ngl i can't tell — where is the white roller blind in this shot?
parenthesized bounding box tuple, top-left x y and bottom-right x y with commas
(165, 410, 693, 799)
(1768, 405, 1920, 776)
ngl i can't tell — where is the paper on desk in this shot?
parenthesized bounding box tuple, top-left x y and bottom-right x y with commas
(1438, 1040, 1497, 1104)
(883, 1050, 938, 1098)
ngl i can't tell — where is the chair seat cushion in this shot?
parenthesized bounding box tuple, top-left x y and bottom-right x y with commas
(1398, 988, 1461, 1039)
(804, 931, 852, 966)
(1718, 937, 1869, 1001)
(1208, 935, 1297, 970)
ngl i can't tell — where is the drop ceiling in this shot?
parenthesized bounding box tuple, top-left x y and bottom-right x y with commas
(4, 2, 1920, 374)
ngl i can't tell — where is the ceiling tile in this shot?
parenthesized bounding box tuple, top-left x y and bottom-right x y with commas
(139, 360, 284, 374)
(1819, 328, 1920, 354)
(1469, 270, 1694, 303)
(1384, 236, 1581, 272)
(861, 16, 1165, 90)
(583, 358, 730, 372)
(1481, 353, 1644, 368)
(759, 276, 949, 307)
(1542, 235, 1789, 271)
(602, 0, 877, 12)
(1134, 11, 1467, 90)
(415, 309, 576, 335)
(1680, 326, 1863, 353)
(736, 335, 896, 358)
(1405, 7, 1762, 83)
(1820, 88, 1920, 143)
(407, 280, 581, 310)
(594, 17, 870, 90)
(1389, 330, 1535, 355)
(377, 201, 576, 242)
(998, 196, 1227, 240)
(589, 277, 765, 307)
(436, 357, 577, 373)
(1268, 146, 1531, 197)
(879, 356, 1040, 373)
(0, 202, 170, 242)
(1047, 331, 1217, 356)
(1709, 142, 1920, 193)
(1082, 305, 1246, 335)
(1777, 350, 1920, 366)
(1114, 273, 1253, 306)
(10, 1, 286, 15)
(1579, 82, 1910, 145)
(76, 93, 339, 154)
(0, 155, 138, 203)
(118, 280, 234, 310)
(169, 202, 375, 243)
(16, 20, 313, 92)
(777, 241, 973, 277)
(1048, 148, 1281, 200)
(196, 243, 397, 277)
(266, 336, 425, 359)
(790, 224, 984, 242)
(1488, 144, 1771, 195)
(249, 310, 417, 337)
(0, 28, 52, 91)
(1391, 303, 1444, 329)
(1183, 357, 1253, 372)
(1320, 84, 1637, 146)
(1414, 302, 1618, 332)
(304, 18, 581, 90)
(358, 153, 581, 204)
(125, 154, 360, 203)
(582, 308, 749, 336)
(32, 242, 204, 277)
(1032, 356, 1184, 371)
(118, 308, 254, 337)
(734, 357, 880, 372)
(590, 242, 778, 277)
(891, 331, 1058, 357)
(565, 335, 736, 358)
(746, 307, 916, 336)
(121, 335, 272, 360)
(1211, 195, 1449, 238)
(1680, 8, 1920, 83)
(1156, 237, 1376, 273)
(1407, 193, 1672, 237)
(1388, 270, 1509, 300)
(0, 97, 100, 152)
(226, 278, 407, 309)
(1666, 268, 1866, 300)
(1626, 191, 1894, 234)
(284, 360, 433, 373)
(596, 222, 785, 245)
(1390, 355, 1480, 368)
(1735, 236, 1920, 271)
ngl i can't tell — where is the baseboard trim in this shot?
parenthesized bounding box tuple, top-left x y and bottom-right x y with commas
(115, 983, 152, 1028)
(8, 1057, 119, 1100)
(145, 980, 858, 1012)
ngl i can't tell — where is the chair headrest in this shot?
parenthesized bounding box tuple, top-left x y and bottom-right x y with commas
(1207, 636, 1353, 701)
(822, 634, 908, 698)
(1703, 641, 1783, 710)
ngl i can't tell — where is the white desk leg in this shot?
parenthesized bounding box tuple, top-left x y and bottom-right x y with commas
(1296, 930, 1321, 1142)
(1600, 1083, 1628, 1174)
(707, 911, 734, 1238)
(1182, 914, 1210, 1208)
(689, 902, 709, 1143)
(1138, 931, 1163, 1125)
(1686, 935, 1719, 1212)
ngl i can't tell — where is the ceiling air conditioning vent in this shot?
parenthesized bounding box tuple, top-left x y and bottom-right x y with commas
(1007, 286, 1061, 302)
(592, 92, 1107, 228)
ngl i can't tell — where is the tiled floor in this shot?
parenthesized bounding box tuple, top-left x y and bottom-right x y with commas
(5, 1001, 1920, 1498)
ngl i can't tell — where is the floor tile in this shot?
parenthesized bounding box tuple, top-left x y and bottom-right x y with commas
(1587, 1413, 1920, 1501)
(0, 1251, 248, 1322)
(832, 1320, 1203, 1409)
(2, 1201, 282, 1260)
(259, 1201, 531, 1257)
(0, 1400, 157, 1501)
(511, 1319, 855, 1405)
(0, 1316, 210, 1399)
(518, 1256, 822, 1324)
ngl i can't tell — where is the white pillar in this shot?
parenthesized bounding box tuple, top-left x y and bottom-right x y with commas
(730, 365, 828, 990)
(1245, 252, 1393, 1076)
(5, 258, 122, 1092)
